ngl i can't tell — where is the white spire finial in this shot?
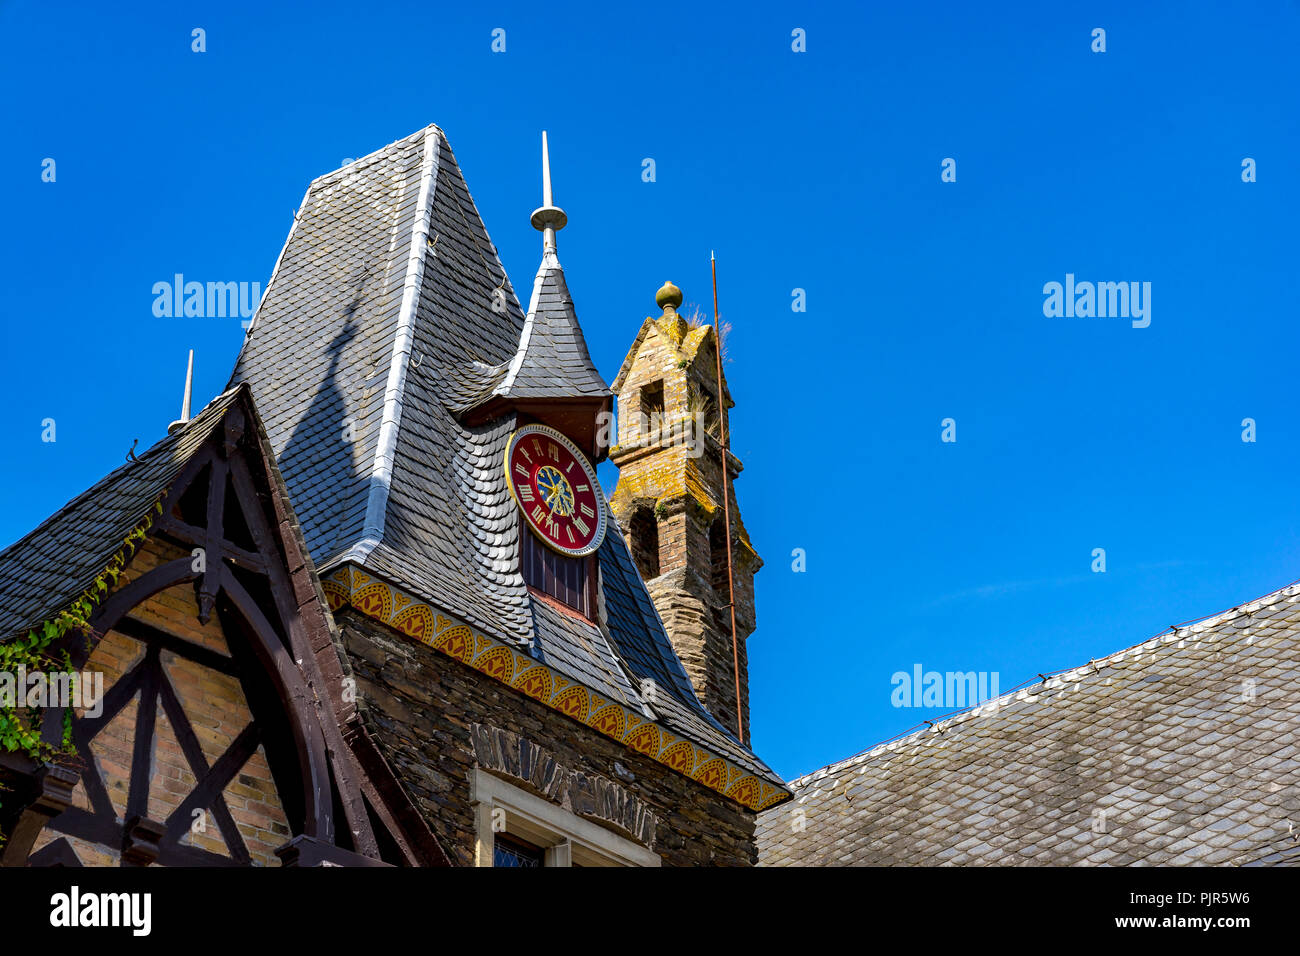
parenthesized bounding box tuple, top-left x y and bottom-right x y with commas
(542, 130, 553, 208)
(168, 349, 194, 435)
(530, 130, 567, 257)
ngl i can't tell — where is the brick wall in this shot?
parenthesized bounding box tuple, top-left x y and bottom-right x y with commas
(339, 608, 758, 866)
(609, 313, 761, 741)
(31, 537, 290, 866)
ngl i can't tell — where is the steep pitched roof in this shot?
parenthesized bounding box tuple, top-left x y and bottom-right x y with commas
(493, 252, 610, 402)
(610, 313, 728, 401)
(756, 580, 1300, 866)
(226, 125, 786, 799)
(0, 388, 244, 641)
(230, 126, 530, 635)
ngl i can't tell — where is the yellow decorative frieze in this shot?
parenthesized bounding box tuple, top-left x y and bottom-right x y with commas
(320, 564, 788, 812)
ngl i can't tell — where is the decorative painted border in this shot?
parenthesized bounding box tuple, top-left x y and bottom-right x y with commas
(321, 564, 789, 812)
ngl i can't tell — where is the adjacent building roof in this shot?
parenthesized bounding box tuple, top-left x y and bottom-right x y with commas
(227, 125, 785, 795)
(756, 579, 1300, 866)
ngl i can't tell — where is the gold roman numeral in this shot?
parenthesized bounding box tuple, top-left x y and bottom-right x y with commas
(548, 442, 560, 462)
(573, 515, 590, 536)
(580, 503, 594, 518)
(518, 485, 534, 502)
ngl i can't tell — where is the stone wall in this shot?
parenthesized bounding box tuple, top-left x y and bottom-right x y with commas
(339, 608, 758, 866)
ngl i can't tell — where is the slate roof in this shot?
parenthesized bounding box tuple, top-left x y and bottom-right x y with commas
(0, 389, 244, 641)
(756, 579, 1300, 866)
(227, 125, 783, 790)
(493, 252, 610, 402)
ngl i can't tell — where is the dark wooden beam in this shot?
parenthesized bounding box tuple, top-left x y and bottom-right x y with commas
(154, 514, 268, 573)
(86, 557, 200, 657)
(275, 834, 392, 868)
(35, 806, 120, 852)
(161, 719, 258, 866)
(113, 615, 239, 676)
(0, 765, 78, 867)
(156, 838, 244, 868)
(125, 645, 161, 821)
(121, 815, 167, 867)
(220, 566, 333, 844)
(197, 458, 229, 624)
(157, 672, 251, 865)
(229, 454, 378, 858)
(344, 718, 452, 867)
(161, 446, 216, 522)
(26, 836, 84, 867)
(70, 720, 118, 821)
(73, 653, 145, 740)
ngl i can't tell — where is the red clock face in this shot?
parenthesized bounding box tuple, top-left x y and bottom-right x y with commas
(505, 425, 607, 556)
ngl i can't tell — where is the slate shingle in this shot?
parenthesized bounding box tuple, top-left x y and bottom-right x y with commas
(494, 256, 610, 402)
(756, 583, 1300, 866)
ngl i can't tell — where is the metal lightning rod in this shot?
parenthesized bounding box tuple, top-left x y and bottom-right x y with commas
(712, 250, 745, 746)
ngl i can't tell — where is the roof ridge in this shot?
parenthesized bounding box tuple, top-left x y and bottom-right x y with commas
(345, 126, 441, 565)
(308, 124, 443, 188)
(229, 181, 313, 363)
(786, 576, 1300, 789)
(498, 253, 557, 394)
(0, 386, 249, 640)
(0, 386, 245, 566)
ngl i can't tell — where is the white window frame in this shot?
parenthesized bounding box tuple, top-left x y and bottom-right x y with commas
(470, 768, 660, 867)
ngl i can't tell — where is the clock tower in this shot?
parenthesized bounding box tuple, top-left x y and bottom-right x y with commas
(608, 281, 762, 743)
(475, 131, 613, 619)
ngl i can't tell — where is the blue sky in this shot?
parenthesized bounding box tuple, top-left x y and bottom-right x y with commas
(2, 1, 1297, 781)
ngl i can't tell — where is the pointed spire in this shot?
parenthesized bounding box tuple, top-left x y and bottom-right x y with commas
(167, 349, 194, 434)
(529, 130, 567, 258)
(487, 131, 609, 418)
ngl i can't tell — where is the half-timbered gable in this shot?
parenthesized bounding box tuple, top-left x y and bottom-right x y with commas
(0, 386, 448, 867)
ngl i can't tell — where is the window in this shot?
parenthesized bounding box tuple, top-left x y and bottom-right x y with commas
(521, 532, 589, 615)
(493, 833, 545, 868)
(628, 507, 660, 581)
(637, 380, 665, 445)
(472, 770, 660, 867)
(710, 518, 730, 600)
(640, 380, 665, 421)
(695, 382, 720, 439)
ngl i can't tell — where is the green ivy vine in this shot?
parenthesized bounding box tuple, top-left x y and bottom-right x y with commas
(0, 500, 163, 846)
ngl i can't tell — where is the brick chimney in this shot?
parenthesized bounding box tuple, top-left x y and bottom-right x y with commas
(608, 282, 762, 742)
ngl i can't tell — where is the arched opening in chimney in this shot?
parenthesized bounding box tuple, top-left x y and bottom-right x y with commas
(709, 516, 730, 603)
(628, 507, 660, 581)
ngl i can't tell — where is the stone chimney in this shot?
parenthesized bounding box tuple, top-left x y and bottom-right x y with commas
(608, 282, 762, 743)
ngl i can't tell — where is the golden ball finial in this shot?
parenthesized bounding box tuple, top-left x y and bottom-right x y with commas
(655, 280, 683, 313)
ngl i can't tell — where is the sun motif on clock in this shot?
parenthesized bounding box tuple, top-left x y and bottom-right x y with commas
(504, 424, 606, 556)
